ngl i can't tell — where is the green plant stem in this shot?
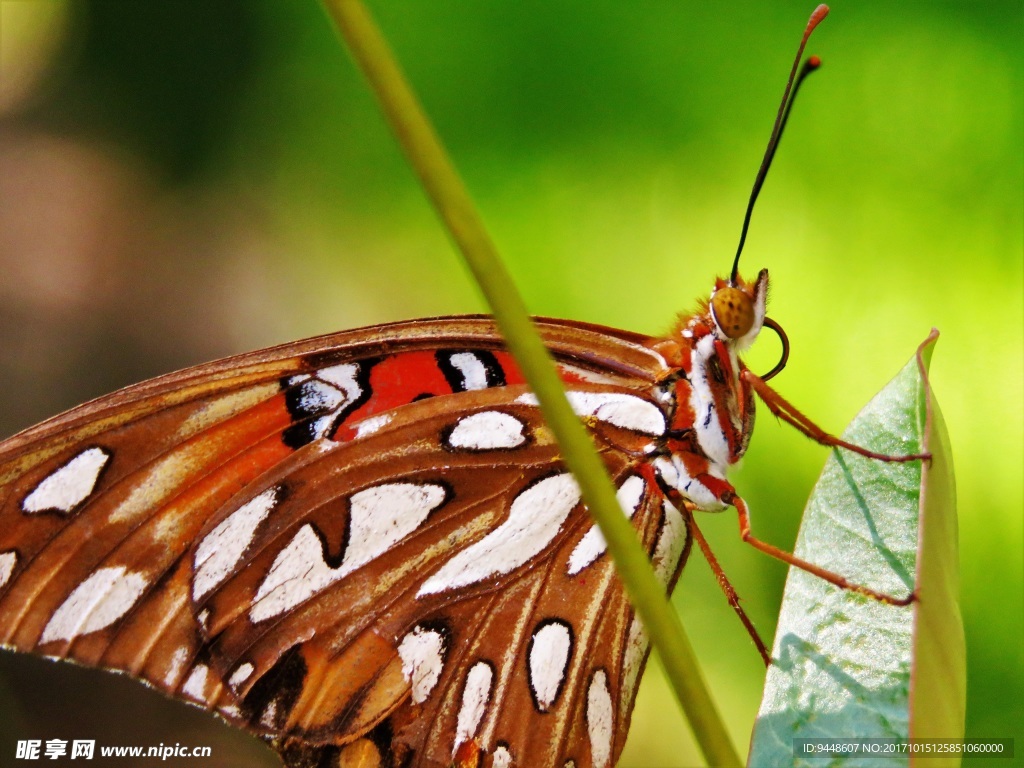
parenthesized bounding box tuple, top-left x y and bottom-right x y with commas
(321, 1, 741, 765)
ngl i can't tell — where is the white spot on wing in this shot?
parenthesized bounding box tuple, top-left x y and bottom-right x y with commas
(528, 621, 573, 712)
(316, 362, 361, 392)
(228, 662, 254, 689)
(492, 745, 512, 768)
(449, 352, 489, 390)
(182, 664, 210, 702)
(446, 411, 526, 451)
(354, 413, 391, 437)
(454, 661, 493, 756)
(297, 379, 344, 414)
(620, 616, 649, 713)
(23, 447, 110, 514)
(165, 646, 189, 687)
(397, 625, 446, 704)
(346, 483, 447, 573)
(309, 415, 335, 440)
(652, 500, 688, 585)
(568, 475, 645, 575)
(312, 438, 340, 454)
(0, 551, 16, 589)
(516, 392, 664, 435)
(260, 700, 278, 728)
(249, 525, 323, 623)
(40, 566, 148, 644)
(193, 487, 278, 601)
(251, 482, 446, 622)
(587, 669, 614, 768)
(418, 474, 581, 596)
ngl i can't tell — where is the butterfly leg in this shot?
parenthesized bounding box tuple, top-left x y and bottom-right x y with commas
(725, 489, 916, 606)
(682, 503, 772, 667)
(741, 369, 930, 463)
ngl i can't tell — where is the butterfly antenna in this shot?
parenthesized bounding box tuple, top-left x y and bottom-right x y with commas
(730, 4, 829, 285)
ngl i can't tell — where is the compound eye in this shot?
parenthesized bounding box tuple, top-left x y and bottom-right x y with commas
(711, 286, 754, 339)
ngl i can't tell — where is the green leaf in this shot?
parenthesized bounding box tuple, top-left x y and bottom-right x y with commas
(748, 331, 963, 768)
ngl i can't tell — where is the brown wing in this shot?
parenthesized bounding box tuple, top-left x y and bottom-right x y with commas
(189, 386, 689, 768)
(0, 317, 675, 768)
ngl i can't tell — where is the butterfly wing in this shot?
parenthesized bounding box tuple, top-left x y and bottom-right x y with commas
(0, 316, 678, 768)
(190, 386, 688, 768)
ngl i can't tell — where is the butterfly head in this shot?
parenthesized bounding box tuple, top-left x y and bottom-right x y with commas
(709, 269, 768, 350)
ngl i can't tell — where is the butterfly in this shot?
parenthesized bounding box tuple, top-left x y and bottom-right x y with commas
(0, 310, 718, 768)
(0, 5, 922, 768)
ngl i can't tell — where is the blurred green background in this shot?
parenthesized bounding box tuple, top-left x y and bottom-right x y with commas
(0, 2, 1020, 766)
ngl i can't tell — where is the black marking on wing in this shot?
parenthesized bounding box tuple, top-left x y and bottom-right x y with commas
(367, 718, 408, 768)
(242, 644, 308, 729)
(280, 360, 377, 449)
(308, 520, 348, 570)
(271, 741, 342, 768)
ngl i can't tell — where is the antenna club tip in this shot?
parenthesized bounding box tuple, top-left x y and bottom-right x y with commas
(807, 55, 822, 69)
(809, 5, 830, 30)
